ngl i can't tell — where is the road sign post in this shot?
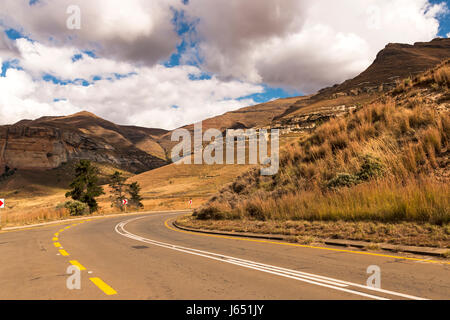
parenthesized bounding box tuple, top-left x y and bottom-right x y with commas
(0, 199, 4, 229)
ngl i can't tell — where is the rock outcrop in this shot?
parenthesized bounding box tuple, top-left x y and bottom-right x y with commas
(0, 112, 168, 174)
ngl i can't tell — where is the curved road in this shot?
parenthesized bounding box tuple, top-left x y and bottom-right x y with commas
(0, 211, 449, 300)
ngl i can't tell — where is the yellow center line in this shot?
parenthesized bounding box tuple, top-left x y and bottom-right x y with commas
(53, 221, 118, 296)
(52, 237, 58, 241)
(164, 218, 450, 265)
(90, 277, 117, 296)
(69, 260, 87, 271)
(59, 249, 69, 256)
(54, 242, 62, 248)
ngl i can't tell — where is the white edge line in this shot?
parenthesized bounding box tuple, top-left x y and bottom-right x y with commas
(114, 215, 427, 301)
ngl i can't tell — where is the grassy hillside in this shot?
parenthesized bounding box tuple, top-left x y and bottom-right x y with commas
(193, 61, 450, 231)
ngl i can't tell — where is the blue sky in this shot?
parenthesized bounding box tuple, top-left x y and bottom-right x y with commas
(2, 8, 301, 103)
(4, 0, 447, 102)
(430, 0, 450, 36)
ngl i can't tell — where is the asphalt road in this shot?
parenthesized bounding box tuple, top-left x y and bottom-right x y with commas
(0, 211, 449, 300)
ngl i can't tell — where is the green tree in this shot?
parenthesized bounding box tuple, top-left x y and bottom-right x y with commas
(128, 181, 144, 209)
(109, 171, 127, 211)
(65, 160, 104, 213)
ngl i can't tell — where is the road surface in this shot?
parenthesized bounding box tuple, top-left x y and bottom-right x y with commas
(0, 211, 448, 300)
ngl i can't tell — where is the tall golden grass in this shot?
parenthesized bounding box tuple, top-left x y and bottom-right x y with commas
(2, 208, 70, 226)
(224, 178, 449, 224)
(197, 63, 450, 225)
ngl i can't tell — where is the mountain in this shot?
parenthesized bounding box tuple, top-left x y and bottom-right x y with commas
(272, 37, 450, 130)
(0, 111, 169, 174)
(2, 38, 449, 178)
(156, 96, 304, 152)
(2, 38, 449, 224)
(194, 58, 450, 231)
(322, 37, 450, 96)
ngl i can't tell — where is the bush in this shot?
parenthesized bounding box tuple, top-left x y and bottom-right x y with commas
(195, 207, 224, 220)
(0, 166, 16, 181)
(245, 203, 266, 221)
(231, 182, 245, 194)
(327, 173, 360, 189)
(357, 154, 384, 181)
(63, 201, 89, 216)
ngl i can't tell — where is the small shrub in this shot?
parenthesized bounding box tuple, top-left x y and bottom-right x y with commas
(0, 166, 16, 181)
(231, 182, 245, 194)
(63, 201, 89, 216)
(245, 203, 266, 221)
(327, 173, 360, 189)
(357, 154, 384, 181)
(195, 206, 224, 220)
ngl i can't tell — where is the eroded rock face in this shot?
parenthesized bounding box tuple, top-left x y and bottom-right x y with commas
(0, 113, 168, 174)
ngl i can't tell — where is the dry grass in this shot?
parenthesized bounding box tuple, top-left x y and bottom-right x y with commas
(1, 207, 70, 226)
(413, 59, 450, 88)
(177, 215, 450, 248)
(195, 64, 450, 227)
(199, 178, 449, 224)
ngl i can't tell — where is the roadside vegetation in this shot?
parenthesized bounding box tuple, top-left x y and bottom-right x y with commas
(190, 60, 450, 246)
(63, 161, 145, 216)
(109, 171, 144, 211)
(65, 160, 105, 213)
(0, 161, 147, 228)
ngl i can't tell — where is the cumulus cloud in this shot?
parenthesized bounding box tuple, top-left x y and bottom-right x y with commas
(0, 30, 18, 62)
(15, 38, 135, 80)
(0, 0, 448, 129)
(0, 45, 263, 129)
(184, 0, 447, 92)
(0, 0, 182, 65)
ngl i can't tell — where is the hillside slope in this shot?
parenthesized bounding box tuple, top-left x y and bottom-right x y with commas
(276, 38, 450, 121)
(194, 60, 450, 227)
(156, 96, 304, 152)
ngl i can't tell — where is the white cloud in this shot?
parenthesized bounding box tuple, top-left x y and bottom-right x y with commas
(0, 30, 18, 62)
(185, 0, 447, 92)
(447, 32, 450, 38)
(0, 61, 263, 129)
(15, 38, 135, 80)
(0, 0, 448, 129)
(0, 0, 182, 65)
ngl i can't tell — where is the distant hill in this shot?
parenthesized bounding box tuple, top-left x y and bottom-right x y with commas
(156, 96, 305, 152)
(274, 38, 450, 122)
(323, 37, 450, 96)
(2, 38, 449, 177)
(0, 111, 169, 174)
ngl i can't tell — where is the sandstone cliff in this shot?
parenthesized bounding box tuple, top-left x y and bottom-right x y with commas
(0, 111, 168, 174)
